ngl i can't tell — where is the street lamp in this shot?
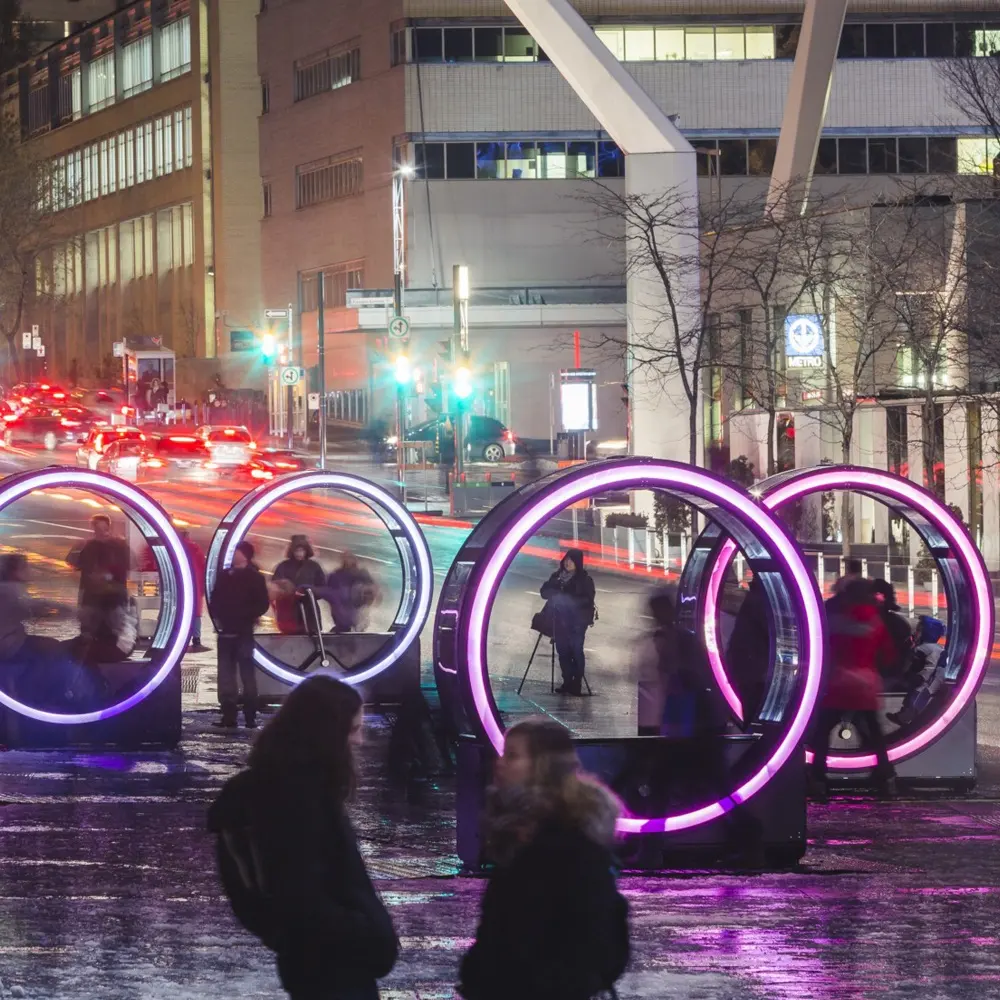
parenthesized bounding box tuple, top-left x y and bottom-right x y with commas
(392, 162, 413, 500)
(452, 264, 471, 479)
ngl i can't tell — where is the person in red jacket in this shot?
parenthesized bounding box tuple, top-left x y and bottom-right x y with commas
(810, 578, 898, 801)
(179, 530, 209, 652)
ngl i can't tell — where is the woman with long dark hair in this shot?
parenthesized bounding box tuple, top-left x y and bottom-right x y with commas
(458, 718, 629, 1000)
(208, 676, 398, 999)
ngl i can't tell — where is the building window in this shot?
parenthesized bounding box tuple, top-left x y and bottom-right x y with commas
(958, 136, 1000, 174)
(261, 77, 270, 114)
(598, 141, 625, 177)
(160, 16, 192, 82)
(898, 136, 928, 173)
(718, 139, 747, 175)
(838, 137, 868, 174)
(88, 51, 115, 112)
(121, 34, 153, 98)
(300, 261, 364, 311)
(184, 107, 193, 167)
(415, 142, 445, 179)
(27, 81, 49, 135)
(295, 151, 363, 208)
(445, 143, 475, 179)
(390, 27, 407, 66)
(162, 114, 173, 175)
(263, 181, 272, 217)
(56, 66, 82, 124)
(868, 136, 897, 174)
(294, 43, 360, 102)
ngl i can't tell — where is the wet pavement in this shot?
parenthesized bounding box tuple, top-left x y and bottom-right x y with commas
(0, 710, 996, 999)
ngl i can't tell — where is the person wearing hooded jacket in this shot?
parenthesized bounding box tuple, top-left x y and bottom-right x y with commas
(458, 718, 629, 1000)
(272, 535, 327, 635)
(208, 676, 398, 1000)
(539, 549, 595, 696)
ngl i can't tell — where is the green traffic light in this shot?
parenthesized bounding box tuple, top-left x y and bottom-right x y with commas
(394, 354, 413, 386)
(453, 365, 474, 400)
(261, 333, 277, 361)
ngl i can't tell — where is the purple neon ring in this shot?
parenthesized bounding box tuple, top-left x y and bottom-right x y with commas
(461, 460, 824, 835)
(702, 466, 994, 769)
(0, 468, 193, 724)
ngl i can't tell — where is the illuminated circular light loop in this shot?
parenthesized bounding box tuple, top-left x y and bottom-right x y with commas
(206, 471, 433, 686)
(442, 458, 825, 835)
(0, 468, 193, 725)
(700, 466, 993, 770)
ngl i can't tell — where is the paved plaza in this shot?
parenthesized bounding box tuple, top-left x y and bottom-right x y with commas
(0, 706, 997, 999)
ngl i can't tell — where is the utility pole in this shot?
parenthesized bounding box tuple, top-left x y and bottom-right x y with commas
(317, 276, 326, 469)
(392, 164, 413, 501)
(452, 264, 470, 482)
(286, 302, 295, 450)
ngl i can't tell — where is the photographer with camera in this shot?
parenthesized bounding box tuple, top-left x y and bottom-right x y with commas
(539, 549, 595, 697)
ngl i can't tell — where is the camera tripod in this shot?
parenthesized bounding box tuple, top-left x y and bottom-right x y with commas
(517, 628, 593, 697)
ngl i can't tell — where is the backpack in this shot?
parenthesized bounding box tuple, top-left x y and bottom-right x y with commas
(215, 824, 283, 951)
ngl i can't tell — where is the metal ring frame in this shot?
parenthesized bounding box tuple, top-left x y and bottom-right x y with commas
(205, 471, 433, 687)
(0, 468, 193, 724)
(434, 457, 825, 835)
(691, 465, 994, 770)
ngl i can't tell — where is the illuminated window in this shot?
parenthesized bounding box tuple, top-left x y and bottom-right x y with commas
(745, 26, 776, 59)
(655, 27, 685, 60)
(594, 27, 624, 60)
(685, 27, 715, 61)
(88, 51, 115, 112)
(715, 26, 746, 60)
(504, 141, 536, 179)
(160, 16, 191, 82)
(624, 27, 655, 61)
(121, 34, 153, 98)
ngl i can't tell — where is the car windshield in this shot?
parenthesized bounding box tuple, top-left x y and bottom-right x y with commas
(207, 428, 251, 443)
(115, 441, 145, 457)
(155, 436, 210, 457)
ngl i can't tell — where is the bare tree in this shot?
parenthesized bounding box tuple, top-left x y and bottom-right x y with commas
(579, 182, 757, 466)
(0, 113, 55, 382)
(941, 40, 1000, 159)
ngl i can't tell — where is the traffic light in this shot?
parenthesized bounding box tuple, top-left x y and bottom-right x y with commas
(453, 363, 474, 400)
(393, 353, 413, 386)
(260, 333, 277, 362)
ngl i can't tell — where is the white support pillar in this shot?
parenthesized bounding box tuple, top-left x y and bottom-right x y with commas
(503, 0, 699, 478)
(768, 0, 849, 216)
(870, 406, 890, 546)
(981, 408, 1000, 574)
(795, 409, 823, 543)
(906, 404, 926, 565)
(944, 401, 970, 525)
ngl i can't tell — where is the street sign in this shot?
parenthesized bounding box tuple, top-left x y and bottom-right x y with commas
(21, 332, 30, 349)
(36, 345, 45, 358)
(280, 366, 301, 387)
(388, 315, 410, 340)
(32, 336, 41, 351)
(307, 392, 320, 411)
(265, 308, 290, 319)
(113, 341, 125, 358)
(229, 329, 255, 353)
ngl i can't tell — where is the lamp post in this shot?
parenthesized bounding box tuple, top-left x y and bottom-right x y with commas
(393, 163, 414, 500)
(452, 264, 470, 482)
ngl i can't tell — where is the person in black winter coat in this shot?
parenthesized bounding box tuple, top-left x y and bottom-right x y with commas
(209, 541, 271, 728)
(272, 535, 327, 635)
(725, 574, 771, 728)
(208, 676, 398, 1000)
(539, 549, 595, 696)
(459, 718, 629, 1000)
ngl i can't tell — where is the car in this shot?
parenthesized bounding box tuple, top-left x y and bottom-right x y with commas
(395, 414, 515, 464)
(96, 438, 145, 481)
(194, 425, 257, 466)
(249, 449, 311, 477)
(135, 434, 218, 484)
(7, 383, 72, 414)
(76, 425, 147, 470)
(72, 388, 129, 425)
(2, 403, 92, 451)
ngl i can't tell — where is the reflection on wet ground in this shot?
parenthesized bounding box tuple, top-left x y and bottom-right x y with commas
(0, 712, 996, 997)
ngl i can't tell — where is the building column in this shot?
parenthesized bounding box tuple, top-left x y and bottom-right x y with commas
(906, 404, 926, 564)
(795, 409, 823, 542)
(502, 0, 699, 484)
(981, 407, 1000, 574)
(768, 0, 849, 216)
(944, 401, 970, 524)
(869, 406, 890, 545)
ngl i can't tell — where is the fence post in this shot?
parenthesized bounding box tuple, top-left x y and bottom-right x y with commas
(861, 558, 868, 579)
(679, 533, 688, 577)
(736, 551, 745, 588)
(628, 528, 635, 568)
(907, 565, 915, 617)
(662, 528, 669, 576)
(931, 569, 939, 617)
(817, 551, 823, 590)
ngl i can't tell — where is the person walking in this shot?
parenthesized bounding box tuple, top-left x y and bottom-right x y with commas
(539, 549, 595, 696)
(66, 513, 131, 636)
(208, 541, 270, 729)
(870, 578, 913, 687)
(272, 535, 327, 635)
(458, 718, 629, 1000)
(179, 529, 209, 653)
(208, 676, 398, 1000)
(322, 552, 378, 634)
(811, 578, 898, 800)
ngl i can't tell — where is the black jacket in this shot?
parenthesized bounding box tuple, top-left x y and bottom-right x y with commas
(273, 557, 327, 591)
(209, 565, 270, 636)
(459, 822, 629, 1000)
(207, 768, 398, 1000)
(540, 549, 596, 632)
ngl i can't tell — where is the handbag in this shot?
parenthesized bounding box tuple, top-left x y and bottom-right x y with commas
(531, 603, 555, 638)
